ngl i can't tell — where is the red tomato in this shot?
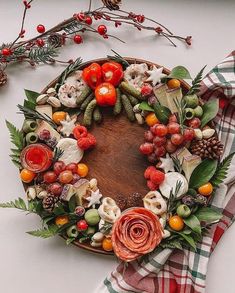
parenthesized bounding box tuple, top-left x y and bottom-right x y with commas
(101, 62, 123, 86)
(95, 82, 117, 106)
(82, 63, 102, 89)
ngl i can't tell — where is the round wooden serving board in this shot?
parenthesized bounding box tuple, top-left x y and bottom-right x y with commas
(41, 58, 190, 255)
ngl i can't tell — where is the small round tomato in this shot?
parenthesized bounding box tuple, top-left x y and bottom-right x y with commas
(66, 163, 78, 174)
(55, 215, 69, 226)
(102, 237, 113, 251)
(53, 161, 66, 175)
(76, 220, 88, 231)
(169, 215, 184, 231)
(20, 169, 36, 183)
(59, 170, 73, 184)
(145, 112, 159, 127)
(167, 79, 181, 89)
(52, 111, 67, 125)
(43, 171, 57, 183)
(95, 82, 117, 106)
(198, 182, 213, 196)
(77, 163, 89, 177)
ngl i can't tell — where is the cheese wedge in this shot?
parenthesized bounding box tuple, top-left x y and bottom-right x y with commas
(159, 172, 188, 199)
(174, 147, 192, 164)
(35, 104, 53, 119)
(153, 83, 169, 108)
(166, 87, 183, 113)
(182, 155, 201, 181)
(35, 120, 61, 142)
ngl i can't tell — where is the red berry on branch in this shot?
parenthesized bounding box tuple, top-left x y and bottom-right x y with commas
(1, 48, 12, 56)
(155, 27, 163, 34)
(97, 25, 107, 35)
(73, 34, 83, 44)
(137, 14, 145, 23)
(186, 36, 192, 46)
(77, 12, 85, 21)
(103, 34, 109, 39)
(37, 24, 45, 34)
(85, 16, 92, 25)
(36, 39, 45, 47)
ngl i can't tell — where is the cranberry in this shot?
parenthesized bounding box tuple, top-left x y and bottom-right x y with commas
(85, 16, 92, 25)
(73, 35, 83, 44)
(97, 25, 107, 35)
(37, 24, 46, 34)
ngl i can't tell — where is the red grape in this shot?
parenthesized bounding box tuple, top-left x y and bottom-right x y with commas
(165, 139, 177, 153)
(183, 128, 195, 141)
(144, 130, 154, 142)
(139, 143, 154, 155)
(43, 171, 57, 183)
(59, 170, 73, 184)
(53, 161, 66, 175)
(171, 134, 184, 146)
(153, 136, 166, 146)
(66, 163, 78, 174)
(154, 124, 168, 137)
(169, 114, 178, 123)
(167, 122, 180, 134)
(147, 153, 157, 163)
(188, 117, 201, 129)
(155, 146, 166, 157)
(48, 182, 63, 196)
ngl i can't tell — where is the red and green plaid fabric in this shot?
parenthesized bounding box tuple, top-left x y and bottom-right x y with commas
(97, 51, 235, 293)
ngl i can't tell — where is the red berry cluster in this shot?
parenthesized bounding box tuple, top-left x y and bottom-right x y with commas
(73, 125, 96, 150)
(144, 166, 165, 190)
(140, 114, 196, 163)
(23, 0, 31, 9)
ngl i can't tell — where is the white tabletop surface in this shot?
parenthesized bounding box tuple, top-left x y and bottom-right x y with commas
(0, 1, 235, 292)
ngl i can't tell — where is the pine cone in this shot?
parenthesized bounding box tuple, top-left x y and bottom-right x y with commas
(48, 33, 65, 48)
(190, 137, 223, 160)
(126, 192, 143, 208)
(0, 69, 7, 87)
(194, 194, 207, 206)
(42, 195, 59, 212)
(102, 0, 121, 10)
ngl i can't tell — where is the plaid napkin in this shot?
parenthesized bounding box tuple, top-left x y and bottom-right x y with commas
(97, 51, 235, 293)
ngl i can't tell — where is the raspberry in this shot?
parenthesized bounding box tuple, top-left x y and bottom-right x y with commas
(144, 166, 156, 179)
(147, 180, 159, 191)
(139, 143, 154, 155)
(77, 134, 96, 150)
(73, 125, 88, 139)
(39, 129, 51, 141)
(87, 134, 96, 147)
(141, 84, 153, 97)
(150, 170, 165, 185)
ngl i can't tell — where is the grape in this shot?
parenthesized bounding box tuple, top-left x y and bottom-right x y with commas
(53, 161, 66, 175)
(66, 163, 78, 174)
(188, 117, 201, 129)
(154, 124, 168, 137)
(147, 153, 157, 163)
(183, 128, 195, 141)
(165, 139, 177, 153)
(43, 171, 57, 184)
(171, 134, 184, 146)
(169, 114, 178, 123)
(155, 146, 166, 157)
(153, 136, 166, 147)
(59, 170, 73, 184)
(139, 143, 154, 155)
(167, 122, 180, 134)
(48, 182, 63, 196)
(144, 130, 154, 142)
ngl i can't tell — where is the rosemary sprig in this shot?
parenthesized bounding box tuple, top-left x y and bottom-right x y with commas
(187, 65, 206, 95)
(53, 147, 64, 163)
(172, 156, 183, 173)
(173, 98, 186, 133)
(100, 222, 113, 235)
(167, 180, 182, 212)
(17, 104, 57, 129)
(107, 49, 130, 69)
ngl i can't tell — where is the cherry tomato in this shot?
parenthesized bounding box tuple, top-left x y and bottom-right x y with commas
(102, 237, 113, 251)
(187, 117, 201, 129)
(101, 61, 124, 86)
(66, 163, 78, 174)
(167, 122, 180, 134)
(198, 182, 213, 196)
(76, 220, 88, 231)
(55, 215, 69, 226)
(20, 169, 36, 183)
(169, 215, 184, 231)
(53, 161, 66, 175)
(59, 170, 73, 184)
(43, 171, 57, 183)
(73, 125, 88, 139)
(167, 79, 181, 89)
(95, 82, 117, 106)
(183, 128, 195, 141)
(139, 143, 154, 155)
(48, 182, 63, 196)
(145, 112, 159, 127)
(154, 124, 168, 137)
(153, 136, 166, 147)
(82, 63, 102, 89)
(52, 111, 67, 125)
(77, 163, 89, 177)
(171, 134, 184, 146)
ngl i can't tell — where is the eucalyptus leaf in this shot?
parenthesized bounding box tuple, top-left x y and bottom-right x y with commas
(153, 103, 171, 124)
(183, 215, 201, 234)
(139, 101, 154, 112)
(24, 89, 40, 103)
(189, 159, 218, 188)
(68, 195, 77, 213)
(201, 99, 219, 128)
(168, 66, 192, 80)
(195, 207, 222, 223)
(177, 232, 197, 250)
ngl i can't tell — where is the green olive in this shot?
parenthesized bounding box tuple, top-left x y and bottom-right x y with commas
(84, 209, 100, 226)
(22, 119, 38, 133)
(184, 94, 199, 108)
(194, 105, 203, 117)
(176, 204, 191, 218)
(185, 108, 195, 120)
(26, 132, 38, 144)
(66, 225, 79, 238)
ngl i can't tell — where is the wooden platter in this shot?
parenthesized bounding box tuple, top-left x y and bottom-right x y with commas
(40, 58, 191, 255)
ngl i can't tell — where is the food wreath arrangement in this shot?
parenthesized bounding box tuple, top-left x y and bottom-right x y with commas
(2, 53, 234, 262)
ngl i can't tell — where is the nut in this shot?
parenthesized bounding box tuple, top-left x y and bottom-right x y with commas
(92, 232, 104, 242)
(37, 190, 48, 199)
(36, 94, 49, 105)
(202, 128, 215, 139)
(135, 113, 145, 124)
(162, 229, 171, 239)
(47, 96, 61, 108)
(133, 104, 141, 113)
(46, 87, 56, 97)
(89, 178, 98, 190)
(26, 187, 36, 201)
(194, 128, 203, 140)
(90, 241, 102, 247)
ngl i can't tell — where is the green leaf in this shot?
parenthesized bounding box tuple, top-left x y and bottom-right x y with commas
(195, 207, 222, 223)
(160, 239, 183, 250)
(27, 225, 58, 238)
(200, 99, 219, 128)
(168, 66, 192, 80)
(0, 197, 29, 212)
(153, 103, 171, 124)
(187, 66, 206, 95)
(24, 99, 36, 110)
(24, 89, 40, 103)
(66, 237, 76, 245)
(211, 152, 235, 189)
(53, 204, 66, 216)
(189, 159, 218, 188)
(107, 49, 129, 69)
(176, 232, 197, 250)
(6, 120, 24, 150)
(68, 195, 77, 212)
(139, 101, 154, 112)
(183, 215, 201, 234)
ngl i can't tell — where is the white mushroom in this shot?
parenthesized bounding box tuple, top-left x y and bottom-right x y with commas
(143, 191, 167, 215)
(98, 197, 121, 223)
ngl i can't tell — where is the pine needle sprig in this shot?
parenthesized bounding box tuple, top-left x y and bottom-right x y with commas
(17, 104, 57, 129)
(173, 98, 186, 133)
(107, 49, 130, 69)
(167, 180, 182, 212)
(62, 20, 83, 34)
(172, 156, 183, 173)
(210, 152, 235, 190)
(27, 225, 58, 238)
(28, 45, 58, 64)
(187, 65, 207, 95)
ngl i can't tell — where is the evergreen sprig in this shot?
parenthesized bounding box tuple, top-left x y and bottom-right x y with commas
(107, 50, 130, 69)
(62, 20, 83, 34)
(28, 45, 58, 64)
(27, 225, 58, 238)
(53, 147, 64, 163)
(211, 152, 235, 189)
(187, 65, 207, 95)
(0, 197, 38, 213)
(173, 98, 186, 133)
